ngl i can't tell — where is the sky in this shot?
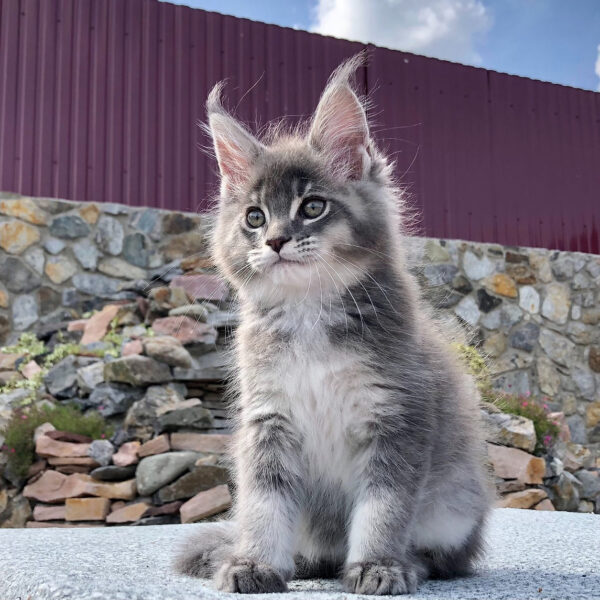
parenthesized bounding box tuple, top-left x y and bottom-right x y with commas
(159, 0, 600, 92)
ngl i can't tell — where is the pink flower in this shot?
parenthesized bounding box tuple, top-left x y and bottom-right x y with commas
(525, 391, 531, 397)
(543, 403, 549, 410)
(522, 401, 529, 407)
(21, 414, 28, 420)
(543, 435, 552, 446)
(9, 448, 15, 453)
(101, 433, 106, 439)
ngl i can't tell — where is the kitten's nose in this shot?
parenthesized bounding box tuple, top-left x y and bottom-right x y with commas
(266, 236, 291, 254)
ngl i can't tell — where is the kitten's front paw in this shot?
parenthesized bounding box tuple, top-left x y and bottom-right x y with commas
(214, 557, 288, 594)
(343, 560, 424, 595)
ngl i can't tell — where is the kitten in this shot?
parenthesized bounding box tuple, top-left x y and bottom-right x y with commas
(175, 54, 492, 595)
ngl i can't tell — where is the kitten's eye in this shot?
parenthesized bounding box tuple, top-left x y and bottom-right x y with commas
(300, 197, 326, 219)
(246, 208, 266, 228)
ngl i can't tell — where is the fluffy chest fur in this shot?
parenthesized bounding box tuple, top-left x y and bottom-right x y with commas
(237, 301, 385, 490)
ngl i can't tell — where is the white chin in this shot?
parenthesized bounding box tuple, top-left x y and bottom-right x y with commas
(266, 260, 310, 285)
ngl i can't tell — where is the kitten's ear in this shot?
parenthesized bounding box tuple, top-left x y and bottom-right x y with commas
(308, 57, 371, 180)
(206, 82, 264, 187)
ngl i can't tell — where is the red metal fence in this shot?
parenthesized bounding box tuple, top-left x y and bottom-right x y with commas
(1, 0, 599, 252)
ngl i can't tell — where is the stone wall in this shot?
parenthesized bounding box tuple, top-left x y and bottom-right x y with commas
(1, 192, 599, 448)
(407, 238, 600, 449)
(0, 192, 209, 345)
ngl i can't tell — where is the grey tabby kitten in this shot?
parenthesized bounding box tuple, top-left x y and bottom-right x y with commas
(175, 55, 492, 595)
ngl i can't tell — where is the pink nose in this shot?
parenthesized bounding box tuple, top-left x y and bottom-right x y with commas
(266, 237, 291, 253)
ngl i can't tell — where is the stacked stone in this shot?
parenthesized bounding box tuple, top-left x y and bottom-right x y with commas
(1, 270, 238, 527)
(413, 239, 600, 451)
(484, 407, 600, 512)
(20, 423, 232, 528)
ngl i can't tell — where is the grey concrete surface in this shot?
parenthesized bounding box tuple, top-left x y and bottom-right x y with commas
(0, 509, 598, 600)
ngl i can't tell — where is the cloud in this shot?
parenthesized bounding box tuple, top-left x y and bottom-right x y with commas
(596, 45, 600, 91)
(310, 0, 491, 65)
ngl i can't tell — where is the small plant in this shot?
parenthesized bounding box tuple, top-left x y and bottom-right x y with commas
(1, 403, 114, 478)
(42, 343, 82, 368)
(493, 393, 560, 454)
(1, 332, 45, 358)
(452, 343, 560, 454)
(0, 340, 88, 399)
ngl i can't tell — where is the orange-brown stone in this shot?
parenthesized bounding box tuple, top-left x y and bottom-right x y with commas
(151, 316, 217, 345)
(180, 484, 232, 523)
(84, 476, 137, 500)
(0, 220, 40, 254)
(44, 255, 77, 284)
(487, 273, 518, 298)
(33, 504, 67, 521)
(138, 434, 170, 458)
(112, 441, 141, 467)
(67, 319, 88, 332)
(79, 203, 100, 224)
(487, 443, 546, 484)
(21, 360, 42, 380)
(586, 402, 600, 428)
(65, 497, 110, 521)
(122, 339, 143, 356)
(35, 436, 91, 458)
(0, 197, 50, 225)
(106, 501, 150, 524)
(23, 471, 88, 503)
(80, 304, 121, 345)
(496, 488, 547, 509)
(170, 433, 231, 454)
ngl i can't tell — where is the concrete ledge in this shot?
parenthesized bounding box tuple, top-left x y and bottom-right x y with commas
(1, 509, 599, 600)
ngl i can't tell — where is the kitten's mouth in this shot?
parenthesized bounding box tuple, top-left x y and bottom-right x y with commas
(267, 256, 307, 272)
(273, 256, 302, 266)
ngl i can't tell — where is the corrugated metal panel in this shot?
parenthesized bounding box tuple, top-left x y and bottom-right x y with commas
(0, 0, 598, 252)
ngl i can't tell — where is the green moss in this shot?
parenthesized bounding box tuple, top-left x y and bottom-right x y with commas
(42, 343, 82, 368)
(103, 329, 123, 348)
(452, 342, 493, 397)
(1, 332, 45, 358)
(1, 403, 114, 478)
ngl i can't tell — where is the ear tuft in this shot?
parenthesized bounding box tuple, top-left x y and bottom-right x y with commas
(308, 53, 371, 180)
(206, 82, 263, 187)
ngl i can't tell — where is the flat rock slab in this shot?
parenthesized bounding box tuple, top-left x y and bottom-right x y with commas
(1, 510, 599, 600)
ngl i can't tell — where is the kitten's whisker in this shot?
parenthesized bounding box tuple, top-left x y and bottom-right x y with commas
(294, 258, 314, 308)
(314, 253, 352, 339)
(321, 250, 389, 333)
(332, 245, 400, 315)
(310, 261, 324, 331)
(318, 253, 365, 340)
(336, 242, 398, 262)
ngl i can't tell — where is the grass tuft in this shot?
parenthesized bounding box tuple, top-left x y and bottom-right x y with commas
(1, 403, 113, 479)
